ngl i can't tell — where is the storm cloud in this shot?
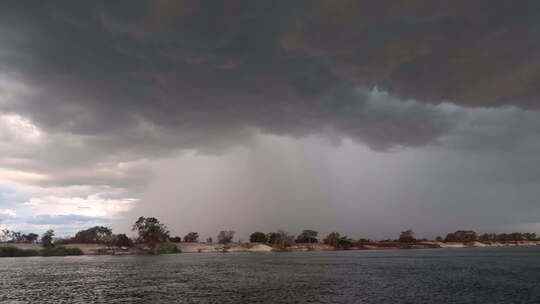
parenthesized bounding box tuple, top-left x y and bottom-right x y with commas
(1, 1, 540, 237)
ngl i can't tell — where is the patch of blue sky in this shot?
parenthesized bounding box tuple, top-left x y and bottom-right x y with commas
(0, 186, 23, 210)
(26, 214, 109, 225)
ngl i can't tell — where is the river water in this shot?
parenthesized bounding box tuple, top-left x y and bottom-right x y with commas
(1, 247, 540, 303)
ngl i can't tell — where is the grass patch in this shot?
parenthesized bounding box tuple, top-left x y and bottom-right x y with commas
(145, 242, 181, 255)
(0, 246, 83, 257)
(271, 246, 291, 252)
(0, 246, 40, 257)
(93, 248, 114, 255)
(40, 246, 84, 256)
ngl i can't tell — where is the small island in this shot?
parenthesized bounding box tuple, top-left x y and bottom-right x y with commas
(1, 216, 539, 257)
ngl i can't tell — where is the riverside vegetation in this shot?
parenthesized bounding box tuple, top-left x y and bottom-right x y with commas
(1, 217, 539, 257)
(0, 230, 83, 257)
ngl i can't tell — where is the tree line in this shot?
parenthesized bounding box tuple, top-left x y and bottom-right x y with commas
(3, 219, 538, 252)
(438, 230, 538, 243)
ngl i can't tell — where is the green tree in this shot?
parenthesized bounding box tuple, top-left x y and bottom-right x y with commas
(523, 233, 537, 241)
(444, 230, 477, 242)
(114, 234, 133, 247)
(324, 232, 341, 248)
(398, 230, 416, 243)
(217, 230, 235, 244)
(478, 233, 497, 242)
(41, 230, 55, 248)
(24, 233, 39, 243)
(496, 233, 509, 242)
(74, 226, 112, 243)
(169, 236, 182, 242)
(296, 230, 319, 243)
(0, 229, 25, 243)
(267, 232, 279, 245)
(10, 231, 24, 243)
(323, 232, 353, 249)
(508, 232, 524, 241)
(338, 237, 354, 250)
(183, 232, 199, 242)
(132, 216, 170, 248)
(249, 232, 268, 243)
(0, 229, 10, 242)
(266, 230, 294, 250)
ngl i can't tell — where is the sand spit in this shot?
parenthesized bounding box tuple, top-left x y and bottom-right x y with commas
(427, 241, 540, 248)
(175, 242, 272, 253)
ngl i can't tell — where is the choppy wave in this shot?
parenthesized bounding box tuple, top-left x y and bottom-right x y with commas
(1, 247, 540, 303)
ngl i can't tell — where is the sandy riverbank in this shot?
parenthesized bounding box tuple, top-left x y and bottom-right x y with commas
(3, 240, 538, 256)
(432, 241, 540, 248)
(0, 242, 276, 255)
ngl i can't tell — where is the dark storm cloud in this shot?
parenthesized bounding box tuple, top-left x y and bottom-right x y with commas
(282, 0, 540, 108)
(2, 1, 540, 237)
(2, 0, 538, 158)
(1, 0, 540, 195)
(0, 1, 323, 137)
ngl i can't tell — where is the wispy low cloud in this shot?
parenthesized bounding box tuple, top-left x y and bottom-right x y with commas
(25, 214, 108, 225)
(23, 194, 137, 218)
(0, 183, 136, 235)
(0, 214, 110, 236)
(0, 208, 16, 219)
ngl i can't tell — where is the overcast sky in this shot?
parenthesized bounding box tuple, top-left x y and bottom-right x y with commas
(1, 1, 540, 239)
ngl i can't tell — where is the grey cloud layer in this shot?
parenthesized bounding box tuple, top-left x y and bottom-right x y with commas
(283, 0, 540, 107)
(1, 1, 540, 236)
(0, 2, 539, 188)
(2, 1, 539, 152)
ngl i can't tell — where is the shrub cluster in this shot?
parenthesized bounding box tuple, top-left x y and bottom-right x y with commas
(145, 242, 180, 255)
(0, 246, 40, 257)
(39, 246, 84, 256)
(0, 246, 83, 257)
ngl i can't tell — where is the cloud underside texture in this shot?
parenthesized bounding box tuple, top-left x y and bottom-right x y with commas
(1, 1, 540, 235)
(2, 1, 540, 151)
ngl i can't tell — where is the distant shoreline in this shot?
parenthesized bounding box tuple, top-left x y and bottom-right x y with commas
(2, 240, 539, 257)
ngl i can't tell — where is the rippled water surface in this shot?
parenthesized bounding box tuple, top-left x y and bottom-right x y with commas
(2, 247, 540, 303)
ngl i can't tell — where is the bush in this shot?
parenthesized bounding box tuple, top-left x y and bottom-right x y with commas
(94, 248, 114, 255)
(115, 234, 133, 247)
(0, 246, 83, 257)
(41, 246, 83, 256)
(0, 246, 40, 257)
(41, 229, 55, 248)
(144, 248, 157, 255)
(295, 230, 319, 243)
(271, 246, 291, 252)
(324, 232, 353, 249)
(183, 232, 199, 242)
(155, 242, 180, 254)
(445, 230, 477, 242)
(338, 238, 354, 250)
(169, 236, 182, 242)
(268, 230, 294, 250)
(217, 230, 235, 244)
(222, 244, 231, 253)
(144, 243, 180, 255)
(398, 230, 416, 243)
(250, 232, 268, 243)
